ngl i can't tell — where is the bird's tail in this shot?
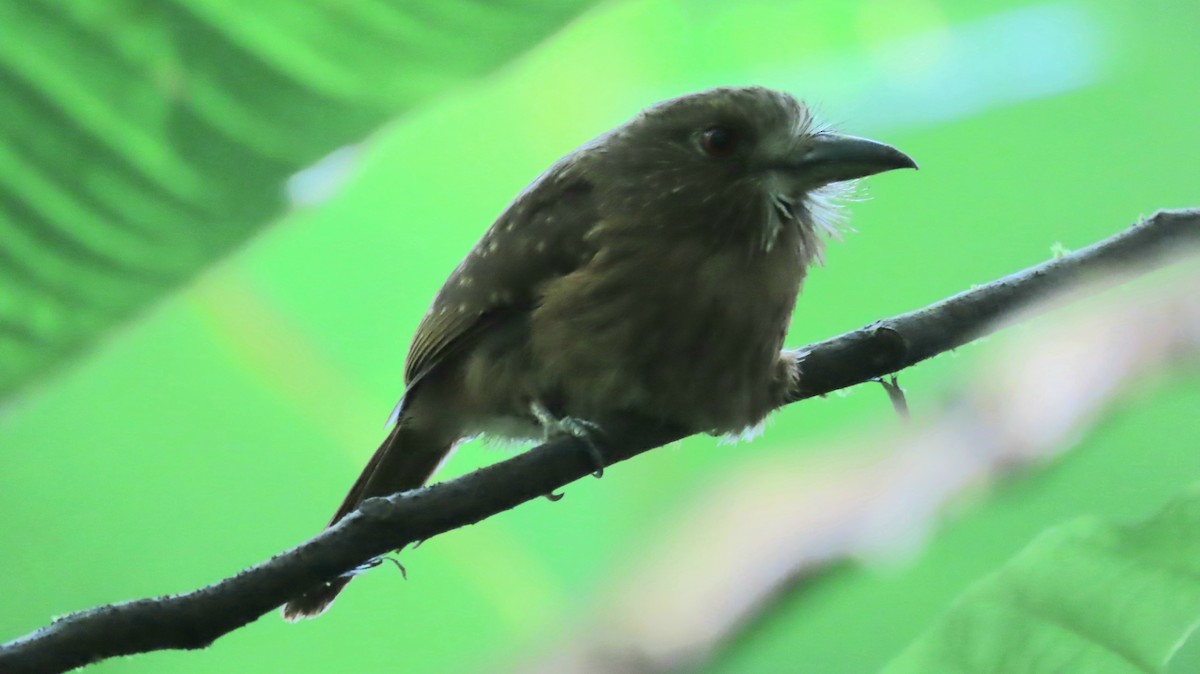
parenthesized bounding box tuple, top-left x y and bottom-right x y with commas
(281, 422, 454, 621)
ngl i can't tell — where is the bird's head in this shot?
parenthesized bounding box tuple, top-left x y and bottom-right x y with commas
(591, 86, 916, 252)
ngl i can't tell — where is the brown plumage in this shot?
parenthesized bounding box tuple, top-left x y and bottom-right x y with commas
(282, 86, 915, 620)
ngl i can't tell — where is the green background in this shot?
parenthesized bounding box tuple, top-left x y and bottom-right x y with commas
(2, 0, 1198, 672)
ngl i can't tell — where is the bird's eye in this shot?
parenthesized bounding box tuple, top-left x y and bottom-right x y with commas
(700, 126, 738, 157)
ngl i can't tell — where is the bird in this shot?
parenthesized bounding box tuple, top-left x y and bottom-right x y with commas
(281, 86, 915, 620)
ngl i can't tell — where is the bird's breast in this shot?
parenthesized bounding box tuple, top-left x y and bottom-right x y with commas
(530, 224, 808, 433)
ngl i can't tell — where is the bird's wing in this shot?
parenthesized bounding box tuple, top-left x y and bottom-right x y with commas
(388, 166, 600, 425)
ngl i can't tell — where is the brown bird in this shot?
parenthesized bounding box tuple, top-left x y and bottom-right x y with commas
(282, 86, 915, 619)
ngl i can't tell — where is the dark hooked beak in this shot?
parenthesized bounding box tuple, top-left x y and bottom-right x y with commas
(781, 133, 917, 186)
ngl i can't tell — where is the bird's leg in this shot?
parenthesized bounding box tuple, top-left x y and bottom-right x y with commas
(530, 401, 607, 478)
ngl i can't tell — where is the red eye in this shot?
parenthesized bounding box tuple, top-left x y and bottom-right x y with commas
(701, 126, 737, 157)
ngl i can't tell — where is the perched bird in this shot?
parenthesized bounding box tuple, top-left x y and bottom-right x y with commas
(282, 86, 915, 619)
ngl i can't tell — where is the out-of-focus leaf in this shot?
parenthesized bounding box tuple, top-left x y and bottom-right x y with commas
(884, 483, 1200, 674)
(0, 0, 594, 398)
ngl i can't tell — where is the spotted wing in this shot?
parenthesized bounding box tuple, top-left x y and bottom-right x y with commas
(390, 167, 600, 423)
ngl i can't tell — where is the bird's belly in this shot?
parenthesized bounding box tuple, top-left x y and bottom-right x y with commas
(531, 236, 804, 434)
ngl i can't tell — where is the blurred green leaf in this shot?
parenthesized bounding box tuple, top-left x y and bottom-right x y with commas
(0, 0, 594, 399)
(884, 483, 1200, 674)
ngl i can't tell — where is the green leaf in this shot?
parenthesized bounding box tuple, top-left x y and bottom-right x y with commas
(0, 0, 595, 398)
(883, 484, 1200, 674)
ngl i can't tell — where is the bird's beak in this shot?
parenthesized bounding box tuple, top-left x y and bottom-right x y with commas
(782, 133, 917, 186)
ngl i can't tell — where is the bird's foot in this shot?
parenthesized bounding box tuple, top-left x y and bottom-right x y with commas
(530, 402, 607, 478)
(871, 374, 910, 422)
(355, 555, 407, 580)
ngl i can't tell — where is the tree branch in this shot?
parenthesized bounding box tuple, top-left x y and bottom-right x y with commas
(2, 209, 1197, 674)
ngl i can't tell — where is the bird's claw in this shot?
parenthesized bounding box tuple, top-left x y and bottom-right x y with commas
(530, 402, 607, 478)
(354, 555, 407, 580)
(873, 374, 910, 422)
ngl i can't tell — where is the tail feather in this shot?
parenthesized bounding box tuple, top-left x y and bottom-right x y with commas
(282, 423, 454, 621)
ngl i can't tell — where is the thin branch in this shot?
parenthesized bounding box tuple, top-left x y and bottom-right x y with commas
(1, 209, 1197, 674)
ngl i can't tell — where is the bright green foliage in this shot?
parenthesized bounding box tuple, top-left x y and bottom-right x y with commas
(886, 484, 1200, 674)
(0, 0, 594, 398)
